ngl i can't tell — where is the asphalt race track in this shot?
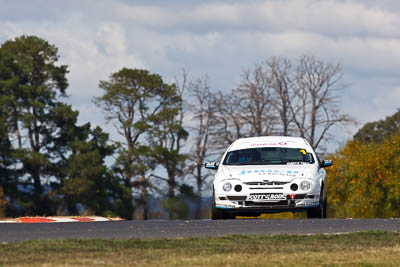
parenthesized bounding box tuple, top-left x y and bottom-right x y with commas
(1, 219, 400, 243)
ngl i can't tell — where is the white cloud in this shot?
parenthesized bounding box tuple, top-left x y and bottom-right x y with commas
(112, 4, 176, 27)
(96, 23, 127, 55)
(253, 0, 399, 37)
(1, 0, 400, 148)
(192, 3, 242, 24)
(109, 0, 400, 39)
(371, 86, 400, 114)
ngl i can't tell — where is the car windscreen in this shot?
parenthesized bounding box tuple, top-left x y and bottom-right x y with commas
(223, 147, 314, 165)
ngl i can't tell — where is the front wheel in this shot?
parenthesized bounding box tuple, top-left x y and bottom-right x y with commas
(211, 191, 235, 220)
(306, 188, 327, 219)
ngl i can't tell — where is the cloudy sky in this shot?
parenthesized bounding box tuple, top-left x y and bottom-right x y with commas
(1, 0, 400, 149)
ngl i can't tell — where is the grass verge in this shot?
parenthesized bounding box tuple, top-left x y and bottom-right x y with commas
(1, 231, 399, 266)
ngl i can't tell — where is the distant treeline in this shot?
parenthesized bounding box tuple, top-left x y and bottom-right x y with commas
(0, 35, 372, 219)
(327, 109, 400, 218)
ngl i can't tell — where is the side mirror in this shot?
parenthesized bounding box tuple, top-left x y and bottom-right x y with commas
(204, 161, 219, 170)
(321, 159, 333, 168)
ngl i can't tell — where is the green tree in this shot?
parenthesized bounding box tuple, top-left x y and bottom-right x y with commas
(354, 109, 400, 143)
(56, 126, 133, 219)
(327, 129, 400, 218)
(0, 186, 6, 218)
(0, 45, 24, 214)
(94, 68, 184, 219)
(0, 35, 132, 218)
(0, 107, 18, 209)
(160, 184, 197, 220)
(150, 90, 188, 198)
(149, 73, 188, 219)
(0, 35, 69, 215)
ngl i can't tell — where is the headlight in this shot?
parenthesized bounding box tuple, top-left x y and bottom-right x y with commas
(222, 182, 232, 192)
(300, 181, 311, 191)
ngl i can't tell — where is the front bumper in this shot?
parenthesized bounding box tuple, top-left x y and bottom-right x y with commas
(215, 193, 320, 214)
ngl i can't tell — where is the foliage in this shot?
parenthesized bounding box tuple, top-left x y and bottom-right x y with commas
(160, 184, 197, 219)
(354, 108, 400, 143)
(95, 68, 187, 219)
(0, 112, 17, 204)
(160, 197, 188, 220)
(55, 126, 133, 219)
(0, 186, 7, 217)
(327, 129, 400, 218)
(5, 34, 396, 220)
(148, 74, 188, 202)
(0, 35, 69, 215)
(0, 35, 133, 219)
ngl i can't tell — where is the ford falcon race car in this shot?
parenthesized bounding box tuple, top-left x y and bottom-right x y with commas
(205, 136, 332, 220)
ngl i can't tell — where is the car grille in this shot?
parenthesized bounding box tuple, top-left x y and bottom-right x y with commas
(227, 196, 247, 201)
(243, 181, 289, 190)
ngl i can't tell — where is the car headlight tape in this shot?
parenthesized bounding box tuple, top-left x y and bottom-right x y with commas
(222, 182, 232, 192)
(300, 181, 311, 191)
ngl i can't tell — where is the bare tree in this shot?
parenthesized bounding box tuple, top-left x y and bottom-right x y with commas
(292, 54, 355, 149)
(185, 75, 218, 218)
(211, 57, 297, 146)
(211, 66, 277, 147)
(235, 65, 277, 136)
(209, 54, 354, 152)
(211, 91, 248, 148)
(267, 57, 296, 136)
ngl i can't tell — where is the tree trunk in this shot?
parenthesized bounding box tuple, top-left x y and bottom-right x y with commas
(31, 170, 47, 215)
(141, 182, 148, 220)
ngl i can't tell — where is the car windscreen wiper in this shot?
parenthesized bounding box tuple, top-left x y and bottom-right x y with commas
(285, 159, 310, 163)
(257, 159, 288, 164)
(223, 163, 253, 166)
(224, 162, 271, 165)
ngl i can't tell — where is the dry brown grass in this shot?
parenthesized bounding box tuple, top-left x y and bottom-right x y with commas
(0, 231, 399, 266)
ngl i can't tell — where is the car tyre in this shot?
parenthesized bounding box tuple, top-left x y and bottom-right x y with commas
(211, 190, 235, 220)
(307, 187, 327, 219)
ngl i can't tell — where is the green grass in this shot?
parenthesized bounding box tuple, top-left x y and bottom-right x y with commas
(1, 231, 400, 266)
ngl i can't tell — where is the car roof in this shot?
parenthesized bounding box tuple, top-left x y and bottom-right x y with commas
(228, 136, 311, 151)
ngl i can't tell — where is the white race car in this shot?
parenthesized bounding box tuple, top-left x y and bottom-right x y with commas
(205, 136, 332, 220)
